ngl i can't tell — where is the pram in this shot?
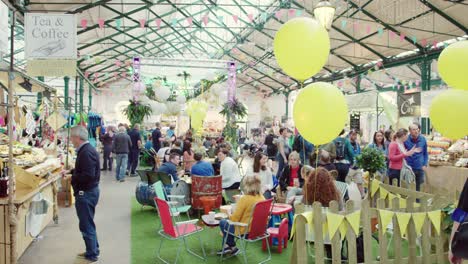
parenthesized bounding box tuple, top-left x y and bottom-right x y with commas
(140, 148, 158, 169)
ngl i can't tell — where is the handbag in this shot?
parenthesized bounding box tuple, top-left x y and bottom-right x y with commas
(451, 218, 468, 259)
(397, 143, 415, 185)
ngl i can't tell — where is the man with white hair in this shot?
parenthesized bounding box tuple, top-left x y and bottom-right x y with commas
(69, 126, 101, 263)
(404, 122, 428, 191)
(112, 125, 132, 182)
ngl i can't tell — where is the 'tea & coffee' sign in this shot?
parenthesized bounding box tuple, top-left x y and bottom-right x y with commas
(25, 13, 77, 59)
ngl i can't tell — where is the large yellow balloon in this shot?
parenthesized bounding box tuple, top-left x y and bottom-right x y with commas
(274, 17, 330, 81)
(429, 89, 468, 139)
(293, 82, 348, 145)
(438, 41, 468, 90)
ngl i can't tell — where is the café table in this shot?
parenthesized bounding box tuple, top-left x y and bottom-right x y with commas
(201, 214, 225, 255)
(269, 203, 293, 244)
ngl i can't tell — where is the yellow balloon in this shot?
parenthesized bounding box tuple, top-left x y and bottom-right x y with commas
(438, 41, 468, 90)
(293, 82, 348, 145)
(274, 17, 330, 81)
(429, 89, 468, 139)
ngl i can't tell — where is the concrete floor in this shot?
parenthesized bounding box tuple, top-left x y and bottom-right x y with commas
(19, 170, 138, 264)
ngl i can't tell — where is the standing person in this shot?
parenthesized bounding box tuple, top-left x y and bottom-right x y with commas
(348, 130, 364, 197)
(191, 151, 214, 176)
(292, 133, 314, 166)
(151, 122, 164, 152)
(368, 131, 387, 177)
(388, 128, 420, 186)
(112, 126, 132, 182)
(404, 123, 428, 191)
(245, 152, 274, 198)
(218, 149, 242, 190)
(99, 127, 114, 171)
(182, 140, 195, 172)
(68, 126, 101, 263)
(264, 129, 278, 161)
(333, 130, 355, 183)
(384, 129, 394, 151)
(127, 124, 142, 177)
(275, 128, 291, 179)
(449, 179, 468, 264)
(144, 134, 153, 150)
(166, 125, 176, 143)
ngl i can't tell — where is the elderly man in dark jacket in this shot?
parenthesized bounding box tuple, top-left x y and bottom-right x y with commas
(112, 125, 132, 182)
(69, 125, 101, 263)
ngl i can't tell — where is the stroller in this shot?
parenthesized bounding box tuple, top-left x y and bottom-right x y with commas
(139, 148, 158, 170)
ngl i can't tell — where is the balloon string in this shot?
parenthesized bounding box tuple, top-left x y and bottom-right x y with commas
(312, 147, 320, 204)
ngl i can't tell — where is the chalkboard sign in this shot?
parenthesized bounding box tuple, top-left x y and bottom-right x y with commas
(350, 113, 360, 131)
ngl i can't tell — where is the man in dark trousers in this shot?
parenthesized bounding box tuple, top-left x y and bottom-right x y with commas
(151, 122, 164, 153)
(127, 123, 142, 177)
(69, 126, 101, 263)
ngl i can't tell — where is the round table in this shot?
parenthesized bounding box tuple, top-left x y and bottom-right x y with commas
(269, 203, 294, 245)
(201, 214, 224, 255)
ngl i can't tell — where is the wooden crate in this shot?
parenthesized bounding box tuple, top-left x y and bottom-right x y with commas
(14, 165, 42, 189)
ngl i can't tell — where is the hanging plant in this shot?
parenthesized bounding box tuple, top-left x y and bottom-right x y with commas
(122, 99, 152, 127)
(219, 97, 248, 119)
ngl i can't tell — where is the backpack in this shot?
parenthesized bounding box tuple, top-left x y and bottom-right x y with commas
(335, 138, 346, 160)
(292, 136, 303, 152)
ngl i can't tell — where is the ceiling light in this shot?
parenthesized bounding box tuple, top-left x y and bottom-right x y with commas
(314, 0, 336, 31)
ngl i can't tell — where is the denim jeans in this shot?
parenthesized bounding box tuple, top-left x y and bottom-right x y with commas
(388, 168, 401, 186)
(115, 154, 128, 181)
(102, 145, 113, 170)
(127, 149, 140, 175)
(75, 187, 100, 260)
(220, 219, 236, 247)
(413, 169, 425, 192)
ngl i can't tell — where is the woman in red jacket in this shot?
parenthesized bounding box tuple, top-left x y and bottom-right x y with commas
(388, 128, 420, 186)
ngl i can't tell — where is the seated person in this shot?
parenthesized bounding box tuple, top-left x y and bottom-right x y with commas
(218, 149, 241, 190)
(245, 152, 274, 199)
(157, 153, 182, 192)
(225, 142, 238, 160)
(157, 141, 170, 161)
(206, 138, 218, 158)
(278, 151, 304, 204)
(218, 176, 265, 256)
(169, 140, 183, 156)
(191, 151, 214, 176)
(317, 150, 337, 172)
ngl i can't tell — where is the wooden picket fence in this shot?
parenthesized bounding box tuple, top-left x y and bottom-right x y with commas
(290, 178, 453, 264)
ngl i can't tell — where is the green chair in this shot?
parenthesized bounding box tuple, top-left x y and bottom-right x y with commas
(153, 181, 191, 220)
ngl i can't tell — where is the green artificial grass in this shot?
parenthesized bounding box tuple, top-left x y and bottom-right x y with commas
(130, 198, 417, 263)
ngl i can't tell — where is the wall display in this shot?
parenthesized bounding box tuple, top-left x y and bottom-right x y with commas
(397, 92, 421, 117)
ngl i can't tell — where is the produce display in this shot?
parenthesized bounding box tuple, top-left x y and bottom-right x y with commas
(427, 136, 468, 167)
(25, 158, 62, 177)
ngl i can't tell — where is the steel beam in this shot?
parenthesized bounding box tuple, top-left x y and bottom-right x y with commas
(419, 0, 467, 34)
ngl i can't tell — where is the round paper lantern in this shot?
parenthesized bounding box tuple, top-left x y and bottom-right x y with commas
(154, 86, 170, 102)
(165, 102, 181, 116)
(429, 89, 468, 139)
(274, 17, 330, 81)
(176, 93, 186, 104)
(293, 82, 348, 145)
(438, 41, 468, 90)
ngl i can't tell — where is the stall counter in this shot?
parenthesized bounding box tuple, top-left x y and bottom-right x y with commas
(426, 165, 468, 194)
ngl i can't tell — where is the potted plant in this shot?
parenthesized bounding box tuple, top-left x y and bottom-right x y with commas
(122, 100, 152, 127)
(355, 147, 386, 203)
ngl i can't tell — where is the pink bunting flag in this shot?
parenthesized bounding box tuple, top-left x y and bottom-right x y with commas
(155, 18, 162, 29)
(288, 9, 296, 17)
(231, 48, 239, 54)
(376, 61, 383, 67)
(247, 13, 254, 22)
(366, 24, 371, 34)
(115, 60, 121, 67)
(98, 18, 105, 29)
(399, 33, 406, 42)
(275, 10, 283, 19)
(353, 21, 359, 31)
(433, 40, 438, 49)
(139, 19, 146, 28)
(421, 39, 428, 46)
(186, 17, 193, 27)
(202, 15, 209, 26)
(94, 72, 99, 78)
(80, 19, 87, 29)
(389, 31, 396, 39)
(113, 72, 118, 78)
(121, 72, 127, 78)
(84, 71, 90, 78)
(232, 15, 238, 23)
(415, 80, 420, 86)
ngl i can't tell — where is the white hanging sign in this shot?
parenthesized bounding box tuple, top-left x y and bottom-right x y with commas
(25, 13, 77, 59)
(0, 2, 8, 55)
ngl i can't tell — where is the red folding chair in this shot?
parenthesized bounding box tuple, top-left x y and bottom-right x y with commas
(220, 198, 273, 264)
(154, 197, 206, 264)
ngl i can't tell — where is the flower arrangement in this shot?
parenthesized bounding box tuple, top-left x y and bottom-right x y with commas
(122, 100, 152, 127)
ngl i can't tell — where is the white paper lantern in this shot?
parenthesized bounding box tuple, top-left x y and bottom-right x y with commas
(176, 93, 186, 104)
(154, 86, 171, 102)
(165, 102, 181, 116)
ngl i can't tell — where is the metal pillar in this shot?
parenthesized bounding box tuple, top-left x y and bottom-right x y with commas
(74, 76, 78, 113)
(419, 59, 431, 134)
(284, 91, 290, 121)
(88, 83, 92, 111)
(64, 76, 70, 109)
(37, 76, 44, 109)
(79, 76, 84, 113)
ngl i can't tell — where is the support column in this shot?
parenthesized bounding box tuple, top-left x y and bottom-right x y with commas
(79, 76, 84, 113)
(64, 76, 70, 110)
(74, 76, 78, 113)
(88, 85, 92, 111)
(420, 59, 432, 134)
(284, 91, 290, 121)
(37, 76, 44, 109)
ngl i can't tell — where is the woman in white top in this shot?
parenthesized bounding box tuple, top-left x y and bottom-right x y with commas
(245, 152, 274, 198)
(218, 149, 242, 189)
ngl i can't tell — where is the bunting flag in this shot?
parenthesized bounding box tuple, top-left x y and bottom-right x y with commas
(396, 212, 412, 235)
(339, 222, 347, 241)
(371, 179, 380, 196)
(412, 36, 418, 44)
(379, 210, 394, 231)
(427, 210, 442, 235)
(275, 10, 283, 19)
(341, 20, 347, 29)
(186, 17, 193, 27)
(113, 72, 118, 78)
(305, 211, 313, 232)
(94, 72, 99, 78)
(116, 18, 122, 30)
(377, 28, 384, 36)
(345, 211, 361, 235)
(366, 24, 371, 34)
(421, 39, 428, 46)
(399, 33, 406, 42)
(98, 18, 105, 29)
(202, 15, 209, 26)
(433, 40, 438, 49)
(80, 19, 87, 29)
(353, 21, 359, 31)
(155, 18, 162, 29)
(248, 13, 254, 22)
(323, 223, 329, 240)
(327, 212, 345, 239)
(231, 48, 239, 54)
(84, 71, 90, 78)
(296, 10, 302, 17)
(121, 72, 127, 78)
(261, 12, 268, 22)
(171, 18, 177, 27)
(444, 42, 449, 48)
(115, 60, 121, 67)
(412, 212, 427, 236)
(288, 9, 296, 17)
(139, 19, 146, 28)
(389, 30, 396, 39)
(217, 16, 224, 23)
(232, 15, 238, 23)
(388, 193, 397, 203)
